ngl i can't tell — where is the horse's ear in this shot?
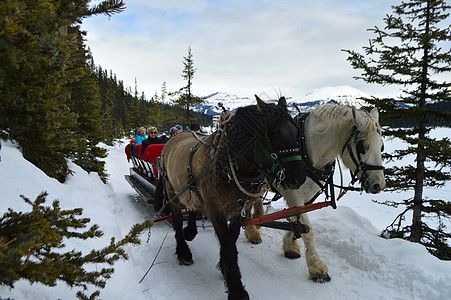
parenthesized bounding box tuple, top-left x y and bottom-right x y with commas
(369, 107, 379, 122)
(278, 96, 287, 110)
(256, 95, 267, 112)
(353, 108, 366, 129)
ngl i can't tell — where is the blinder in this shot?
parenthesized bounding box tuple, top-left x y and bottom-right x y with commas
(342, 126, 384, 187)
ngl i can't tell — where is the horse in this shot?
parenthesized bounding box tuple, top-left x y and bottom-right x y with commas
(156, 96, 306, 299)
(244, 103, 386, 283)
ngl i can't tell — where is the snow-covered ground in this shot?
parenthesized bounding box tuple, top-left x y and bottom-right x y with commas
(1, 128, 450, 300)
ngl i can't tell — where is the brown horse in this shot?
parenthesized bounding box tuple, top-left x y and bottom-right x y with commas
(156, 96, 305, 299)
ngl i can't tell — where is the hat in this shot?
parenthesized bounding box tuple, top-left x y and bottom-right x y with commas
(175, 125, 183, 130)
(169, 127, 178, 136)
(190, 123, 201, 131)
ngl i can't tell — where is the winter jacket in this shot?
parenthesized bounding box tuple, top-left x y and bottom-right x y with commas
(133, 134, 147, 146)
(141, 136, 165, 156)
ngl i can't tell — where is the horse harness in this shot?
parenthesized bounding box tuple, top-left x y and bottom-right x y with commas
(295, 113, 338, 208)
(341, 125, 385, 189)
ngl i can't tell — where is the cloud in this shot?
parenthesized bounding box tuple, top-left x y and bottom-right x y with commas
(82, 0, 400, 99)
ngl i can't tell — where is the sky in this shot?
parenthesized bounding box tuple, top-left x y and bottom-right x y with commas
(80, 0, 407, 100)
(1, 129, 451, 299)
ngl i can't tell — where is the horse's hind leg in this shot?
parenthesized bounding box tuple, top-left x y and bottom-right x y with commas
(244, 198, 263, 244)
(183, 211, 198, 241)
(171, 203, 193, 265)
(211, 211, 249, 300)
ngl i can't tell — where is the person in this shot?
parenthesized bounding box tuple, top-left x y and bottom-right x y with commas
(190, 123, 203, 133)
(141, 127, 164, 156)
(174, 124, 183, 134)
(133, 127, 147, 146)
(169, 126, 178, 137)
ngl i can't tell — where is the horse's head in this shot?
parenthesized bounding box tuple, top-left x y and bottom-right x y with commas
(227, 96, 304, 189)
(340, 107, 385, 194)
(251, 96, 306, 189)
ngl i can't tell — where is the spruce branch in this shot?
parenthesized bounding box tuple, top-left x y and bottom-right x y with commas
(0, 192, 154, 299)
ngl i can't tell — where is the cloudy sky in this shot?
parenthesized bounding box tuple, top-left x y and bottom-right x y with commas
(81, 0, 404, 99)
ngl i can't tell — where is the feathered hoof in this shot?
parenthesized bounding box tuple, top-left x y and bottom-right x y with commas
(284, 251, 301, 259)
(228, 288, 249, 300)
(176, 243, 193, 265)
(178, 257, 194, 266)
(311, 274, 331, 283)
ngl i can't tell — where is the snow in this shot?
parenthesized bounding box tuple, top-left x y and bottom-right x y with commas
(1, 128, 451, 300)
(196, 85, 370, 116)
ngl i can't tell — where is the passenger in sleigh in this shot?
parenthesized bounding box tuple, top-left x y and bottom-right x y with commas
(133, 127, 147, 146)
(141, 126, 165, 156)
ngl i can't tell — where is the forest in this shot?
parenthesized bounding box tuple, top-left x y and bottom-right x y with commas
(0, 0, 211, 183)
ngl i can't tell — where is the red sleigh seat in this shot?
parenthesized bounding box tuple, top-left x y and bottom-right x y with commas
(142, 144, 165, 178)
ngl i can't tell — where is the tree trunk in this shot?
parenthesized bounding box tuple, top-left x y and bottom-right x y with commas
(410, 0, 431, 243)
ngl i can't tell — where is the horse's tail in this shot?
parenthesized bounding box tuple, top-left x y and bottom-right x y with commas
(154, 178, 171, 216)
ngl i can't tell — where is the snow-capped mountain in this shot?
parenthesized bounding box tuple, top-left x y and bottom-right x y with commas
(292, 85, 370, 111)
(197, 92, 254, 115)
(194, 85, 369, 116)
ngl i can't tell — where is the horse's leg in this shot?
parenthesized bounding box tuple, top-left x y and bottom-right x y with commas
(171, 202, 193, 265)
(183, 210, 198, 241)
(211, 210, 249, 300)
(282, 188, 330, 282)
(282, 190, 302, 259)
(244, 198, 263, 244)
(298, 213, 330, 283)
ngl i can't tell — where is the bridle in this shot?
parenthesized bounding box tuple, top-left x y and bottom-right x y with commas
(253, 111, 303, 187)
(341, 126, 385, 189)
(254, 138, 302, 188)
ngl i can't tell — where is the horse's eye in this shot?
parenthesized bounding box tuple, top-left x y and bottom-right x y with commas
(269, 131, 278, 139)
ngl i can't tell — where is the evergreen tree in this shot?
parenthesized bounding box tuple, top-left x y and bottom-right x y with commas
(0, 0, 125, 182)
(344, 0, 451, 259)
(173, 47, 204, 126)
(65, 30, 108, 182)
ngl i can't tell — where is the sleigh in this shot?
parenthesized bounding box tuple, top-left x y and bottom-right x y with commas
(124, 143, 165, 204)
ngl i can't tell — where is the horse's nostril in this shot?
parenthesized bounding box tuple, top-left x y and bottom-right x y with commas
(289, 177, 301, 188)
(372, 183, 381, 193)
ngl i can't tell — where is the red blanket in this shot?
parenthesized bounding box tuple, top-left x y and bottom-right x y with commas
(143, 144, 165, 178)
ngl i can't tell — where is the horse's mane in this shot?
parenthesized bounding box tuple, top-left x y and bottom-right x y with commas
(226, 103, 288, 154)
(308, 103, 381, 151)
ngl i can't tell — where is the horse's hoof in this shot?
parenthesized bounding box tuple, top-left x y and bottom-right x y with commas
(178, 258, 194, 266)
(250, 238, 262, 244)
(311, 274, 331, 283)
(284, 251, 301, 259)
(228, 289, 249, 300)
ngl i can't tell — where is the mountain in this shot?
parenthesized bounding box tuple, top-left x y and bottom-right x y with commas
(291, 85, 369, 112)
(194, 85, 369, 116)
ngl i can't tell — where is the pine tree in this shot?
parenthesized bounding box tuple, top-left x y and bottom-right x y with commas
(0, 0, 126, 182)
(344, 0, 451, 259)
(173, 47, 204, 126)
(65, 29, 109, 182)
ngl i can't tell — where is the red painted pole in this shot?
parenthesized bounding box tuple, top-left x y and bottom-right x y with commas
(152, 210, 190, 223)
(245, 201, 332, 227)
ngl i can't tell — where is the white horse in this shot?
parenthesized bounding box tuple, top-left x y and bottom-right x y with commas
(245, 103, 385, 282)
